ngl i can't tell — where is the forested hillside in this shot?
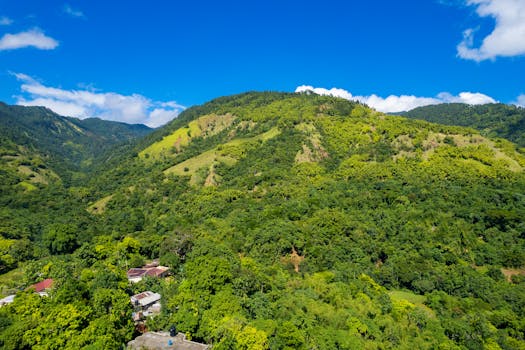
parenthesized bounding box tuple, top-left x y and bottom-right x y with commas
(0, 102, 152, 182)
(401, 103, 525, 149)
(1, 93, 524, 349)
(0, 102, 151, 281)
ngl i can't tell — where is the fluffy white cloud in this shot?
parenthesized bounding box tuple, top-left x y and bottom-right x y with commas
(295, 85, 496, 112)
(63, 4, 85, 18)
(0, 28, 58, 51)
(437, 91, 496, 104)
(361, 94, 441, 113)
(514, 94, 525, 107)
(13, 73, 185, 127)
(457, 0, 525, 61)
(295, 86, 354, 100)
(0, 16, 13, 26)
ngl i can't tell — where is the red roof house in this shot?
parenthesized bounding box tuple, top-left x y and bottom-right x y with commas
(28, 278, 54, 293)
(127, 264, 170, 283)
(145, 266, 169, 278)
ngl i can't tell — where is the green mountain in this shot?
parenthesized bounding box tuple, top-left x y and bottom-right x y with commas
(400, 103, 525, 148)
(0, 102, 152, 183)
(1, 92, 525, 349)
(0, 102, 152, 281)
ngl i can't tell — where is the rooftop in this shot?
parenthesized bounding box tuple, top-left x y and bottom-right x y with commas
(28, 278, 54, 293)
(127, 268, 148, 278)
(131, 291, 161, 307)
(127, 332, 210, 350)
(0, 295, 15, 306)
(127, 264, 170, 282)
(145, 266, 169, 277)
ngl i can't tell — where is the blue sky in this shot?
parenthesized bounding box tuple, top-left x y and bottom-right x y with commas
(0, 0, 524, 126)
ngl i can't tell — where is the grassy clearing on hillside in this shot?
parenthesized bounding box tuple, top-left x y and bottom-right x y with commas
(140, 114, 236, 159)
(389, 290, 434, 317)
(391, 132, 524, 172)
(165, 149, 236, 184)
(489, 140, 523, 171)
(18, 181, 37, 191)
(87, 195, 114, 214)
(18, 166, 45, 184)
(164, 127, 280, 184)
(140, 122, 200, 158)
(501, 268, 525, 282)
(17, 165, 58, 185)
(294, 123, 328, 163)
(389, 290, 426, 304)
(0, 268, 24, 296)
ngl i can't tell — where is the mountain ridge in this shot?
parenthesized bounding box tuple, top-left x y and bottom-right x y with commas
(0, 101, 152, 184)
(0, 92, 524, 349)
(399, 102, 525, 148)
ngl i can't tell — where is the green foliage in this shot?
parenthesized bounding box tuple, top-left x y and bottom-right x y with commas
(42, 223, 79, 254)
(1, 93, 525, 349)
(0, 102, 152, 183)
(402, 103, 525, 148)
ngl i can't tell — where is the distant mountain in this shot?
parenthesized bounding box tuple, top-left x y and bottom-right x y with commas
(77, 117, 152, 144)
(0, 102, 152, 183)
(400, 103, 525, 148)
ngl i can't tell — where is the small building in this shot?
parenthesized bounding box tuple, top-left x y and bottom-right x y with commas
(131, 291, 161, 309)
(0, 295, 15, 307)
(131, 291, 162, 321)
(127, 268, 149, 283)
(27, 278, 53, 296)
(127, 264, 170, 283)
(145, 266, 170, 278)
(127, 332, 210, 350)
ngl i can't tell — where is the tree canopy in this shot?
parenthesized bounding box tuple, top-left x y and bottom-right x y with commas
(1, 93, 524, 349)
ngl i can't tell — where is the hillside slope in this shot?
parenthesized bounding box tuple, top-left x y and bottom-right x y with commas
(0, 102, 152, 181)
(400, 103, 525, 148)
(1, 92, 524, 349)
(0, 102, 152, 278)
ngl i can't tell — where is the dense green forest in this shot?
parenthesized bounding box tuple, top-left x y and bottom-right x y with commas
(0, 102, 152, 183)
(1, 93, 524, 349)
(401, 103, 525, 149)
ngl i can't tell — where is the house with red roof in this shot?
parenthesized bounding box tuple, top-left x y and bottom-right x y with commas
(127, 261, 169, 283)
(27, 278, 54, 296)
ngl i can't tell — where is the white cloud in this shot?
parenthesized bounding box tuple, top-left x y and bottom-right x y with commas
(295, 86, 354, 100)
(437, 91, 496, 104)
(295, 85, 496, 113)
(514, 94, 525, 107)
(149, 108, 182, 127)
(63, 4, 85, 18)
(13, 73, 185, 127)
(361, 94, 440, 113)
(0, 16, 13, 26)
(457, 0, 525, 61)
(18, 97, 87, 117)
(0, 28, 58, 51)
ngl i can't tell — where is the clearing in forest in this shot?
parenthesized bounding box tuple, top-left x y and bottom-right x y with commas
(164, 127, 280, 185)
(139, 114, 236, 159)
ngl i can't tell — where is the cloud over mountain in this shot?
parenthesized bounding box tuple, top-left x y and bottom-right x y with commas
(13, 73, 184, 127)
(295, 85, 496, 112)
(515, 94, 525, 107)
